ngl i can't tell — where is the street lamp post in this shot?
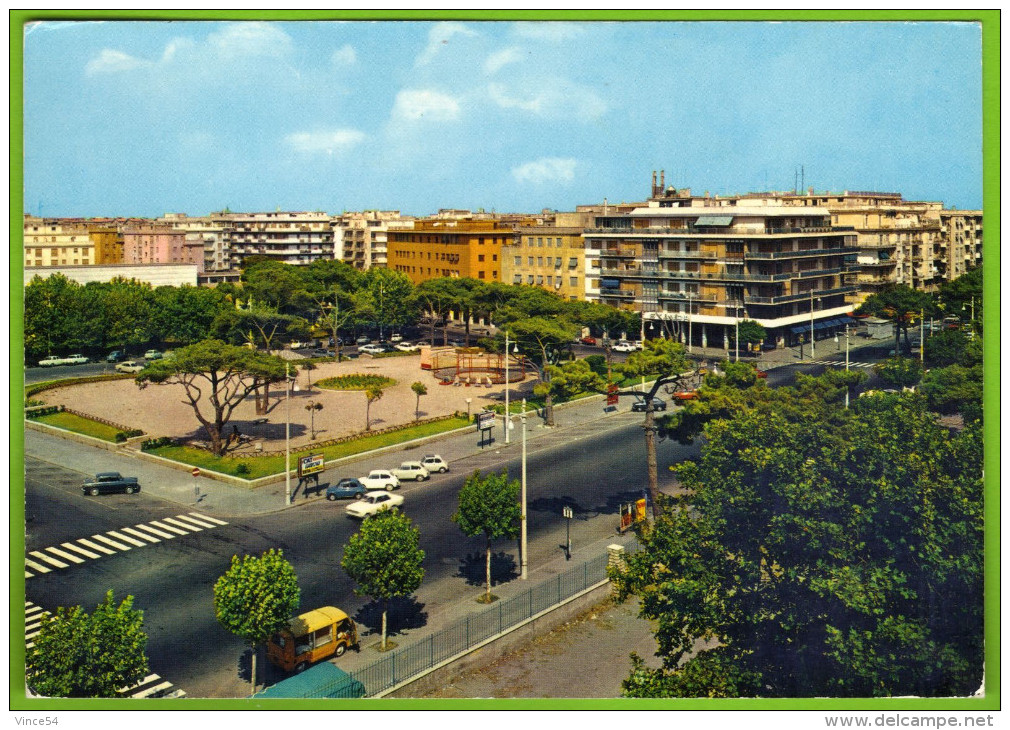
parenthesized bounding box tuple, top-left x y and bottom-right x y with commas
(845, 325, 850, 410)
(504, 331, 510, 444)
(285, 362, 291, 506)
(520, 398, 528, 580)
(810, 289, 816, 359)
(687, 293, 693, 353)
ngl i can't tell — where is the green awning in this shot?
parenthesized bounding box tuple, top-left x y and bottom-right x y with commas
(694, 216, 733, 226)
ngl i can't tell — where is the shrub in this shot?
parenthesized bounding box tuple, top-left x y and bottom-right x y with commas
(585, 355, 607, 376)
(316, 374, 396, 391)
(141, 436, 175, 451)
(234, 463, 251, 476)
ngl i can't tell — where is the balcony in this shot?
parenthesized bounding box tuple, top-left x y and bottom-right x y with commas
(744, 246, 859, 260)
(745, 285, 858, 305)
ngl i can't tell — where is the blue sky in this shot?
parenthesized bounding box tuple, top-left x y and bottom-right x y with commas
(22, 19, 983, 218)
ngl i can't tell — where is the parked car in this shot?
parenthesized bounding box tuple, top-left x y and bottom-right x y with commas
(672, 390, 699, 401)
(266, 606, 358, 673)
(612, 341, 636, 353)
(389, 333, 403, 343)
(37, 355, 63, 367)
(289, 340, 310, 350)
(326, 478, 368, 501)
(115, 360, 146, 373)
(580, 336, 598, 346)
(144, 349, 163, 360)
(359, 470, 400, 491)
(359, 344, 386, 355)
(82, 472, 140, 496)
(390, 461, 430, 482)
(106, 350, 126, 363)
(420, 454, 449, 473)
(631, 396, 668, 412)
(311, 348, 335, 358)
(754, 369, 769, 379)
(345, 491, 404, 519)
(395, 341, 421, 352)
(355, 335, 371, 345)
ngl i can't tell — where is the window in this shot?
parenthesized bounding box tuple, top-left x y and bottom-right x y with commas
(547, 276, 553, 285)
(492, 254, 497, 261)
(513, 274, 522, 283)
(536, 275, 544, 284)
(555, 257, 562, 267)
(537, 238, 543, 247)
(527, 275, 534, 284)
(514, 256, 521, 266)
(478, 254, 485, 262)
(570, 277, 578, 286)
(528, 257, 534, 266)
(537, 257, 543, 267)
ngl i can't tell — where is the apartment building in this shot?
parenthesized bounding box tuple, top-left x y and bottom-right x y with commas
(503, 219, 589, 301)
(23, 216, 122, 268)
(122, 223, 204, 272)
(386, 219, 514, 284)
(225, 211, 335, 267)
(939, 209, 983, 281)
(586, 196, 859, 349)
(332, 210, 414, 270)
(157, 213, 233, 273)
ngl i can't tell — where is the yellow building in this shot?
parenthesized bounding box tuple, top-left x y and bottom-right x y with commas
(503, 223, 587, 301)
(23, 216, 122, 267)
(387, 219, 514, 284)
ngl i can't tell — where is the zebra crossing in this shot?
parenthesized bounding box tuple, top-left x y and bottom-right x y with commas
(24, 601, 186, 698)
(807, 359, 876, 369)
(25, 512, 229, 579)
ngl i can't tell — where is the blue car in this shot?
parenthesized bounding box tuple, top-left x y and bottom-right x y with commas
(326, 478, 368, 501)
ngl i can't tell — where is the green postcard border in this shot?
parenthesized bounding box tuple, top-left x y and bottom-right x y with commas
(10, 7, 999, 714)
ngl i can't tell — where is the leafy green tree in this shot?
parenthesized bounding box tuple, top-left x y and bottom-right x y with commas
(857, 285, 935, 357)
(364, 383, 384, 431)
(538, 359, 607, 403)
(26, 590, 149, 698)
(415, 278, 457, 345)
(919, 364, 983, 423)
(874, 356, 924, 389)
(150, 284, 230, 346)
(735, 319, 767, 351)
(452, 470, 522, 603)
(411, 381, 428, 421)
(341, 509, 425, 650)
(612, 388, 983, 698)
(615, 338, 693, 517)
(357, 268, 416, 339)
(137, 339, 287, 455)
(936, 267, 982, 323)
(24, 274, 89, 359)
(924, 328, 982, 369)
(213, 549, 300, 694)
(240, 259, 312, 314)
(506, 316, 579, 426)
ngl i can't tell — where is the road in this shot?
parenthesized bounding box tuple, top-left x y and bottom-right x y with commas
(21, 357, 883, 698)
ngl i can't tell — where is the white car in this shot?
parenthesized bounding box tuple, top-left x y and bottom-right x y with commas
(115, 360, 146, 373)
(390, 461, 429, 482)
(612, 341, 636, 353)
(359, 470, 400, 491)
(395, 342, 421, 353)
(420, 454, 449, 474)
(389, 333, 403, 343)
(359, 344, 386, 355)
(345, 491, 404, 519)
(37, 355, 65, 367)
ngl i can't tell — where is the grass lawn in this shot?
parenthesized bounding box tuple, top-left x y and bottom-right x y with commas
(30, 411, 123, 442)
(147, 416, 471, 480)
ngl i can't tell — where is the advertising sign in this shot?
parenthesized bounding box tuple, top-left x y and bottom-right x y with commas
(606, 383, 619, 406)
(298, 453, 325, 477)
(476, 411, 495, 430)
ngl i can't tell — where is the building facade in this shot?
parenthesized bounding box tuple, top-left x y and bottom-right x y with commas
(586, 199, 859, 349)
(24, 264, 199, 287)
(386, 219, 514, 284)
(225, 211, 335, 267)
(22, 216, 121, 268)
(503, 224, 587, 301)
(122, 224, 204, 272)
(332, 210, 414, 270)
(938, 209, 983, 282)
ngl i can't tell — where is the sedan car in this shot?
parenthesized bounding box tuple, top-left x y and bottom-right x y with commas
(359, 470, 400, 491)
(65, 354, 89, 365)
(106, 350, 126, 362)
(420, 454, 449, 473)
(345, 491, 404, 519)
(37, 355, 65, 367)
(395, 342, 421, 353)
(631, 396, 667, 412)
(355, 335, 372, 345)
(115, 360, 146, 373)
(672, 390, 699, 401)
(359, 344, 387, 355)
(580, 336, 598, 346)
(82, 472, 141, 496)
(390, 461, 430, 482)
(611, 341, 636, 353)
(326, 478, 368, 501)
(144, 349, 163, 360)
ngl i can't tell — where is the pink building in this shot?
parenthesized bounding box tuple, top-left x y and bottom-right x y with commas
(122, 224, 205, 273)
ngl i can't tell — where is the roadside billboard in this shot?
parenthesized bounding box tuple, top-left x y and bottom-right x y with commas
(298, 453, 325, 478)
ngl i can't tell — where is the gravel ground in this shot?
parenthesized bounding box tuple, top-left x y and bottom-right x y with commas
(400, 596, 661, 699)
(39, 352, 528, 450)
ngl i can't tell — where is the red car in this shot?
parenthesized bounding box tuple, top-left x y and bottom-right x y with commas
(672, 390, 699, 401)
(580, 336, 597, 346)
(755, 369, 768, 379)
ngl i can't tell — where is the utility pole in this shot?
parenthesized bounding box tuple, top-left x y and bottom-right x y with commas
(504, 330, 511, 444)
(285, 362, 291, 506)
(810, 289, 816, 359)
(844, 325, 850, 410)
(520, 399, 528, 580)
(687, 293, 693, 353)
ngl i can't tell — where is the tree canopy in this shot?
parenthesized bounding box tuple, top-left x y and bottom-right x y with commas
(341, 509, 425, 649)
(452, 470, 522, 602)
(612, 376, 983, 698)
(26, 590, 149, 698)
(213, 549, 301, 693)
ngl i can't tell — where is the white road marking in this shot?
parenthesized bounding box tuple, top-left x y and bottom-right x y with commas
(188, 512, 228, 526)
(24, 559, 51, 573)
(61, 542, 102, 559)
(78, 537, 117, 555)
(149, 520, 188, 535)
(133, 523, 175, 539)
(107, 530, 147, 547)
(91, 534, 131, 551)
(121, 527, 161, 544)
(44, 546, 85, 564)
(162, 517, 202, 532)
(29, 551, 68, 569)
(131, 681, 173, 698)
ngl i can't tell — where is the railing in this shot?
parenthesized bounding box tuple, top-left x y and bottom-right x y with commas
(336, 551, 619, 697)
(745, 285, 858, 304)
(744, 246, 860, 260)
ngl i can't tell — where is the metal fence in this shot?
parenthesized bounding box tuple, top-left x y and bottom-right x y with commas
(315, 551, 616, 698)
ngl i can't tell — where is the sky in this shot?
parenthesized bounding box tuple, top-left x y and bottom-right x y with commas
(21, 18, 984, 218)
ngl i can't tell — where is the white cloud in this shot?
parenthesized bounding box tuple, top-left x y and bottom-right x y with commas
(84, 49, 150, 76)
(331, 44, 356, 66)
(488, 81, 607, 120)
(284, 129, 366, 155)
(415, 21, 478, 66)
(512, 22, 585, 42)
(205, 22, 293, 60)
(485, 47, 524, 74)
(512, 158, 577, 185)
(391, 89, 461, 122)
